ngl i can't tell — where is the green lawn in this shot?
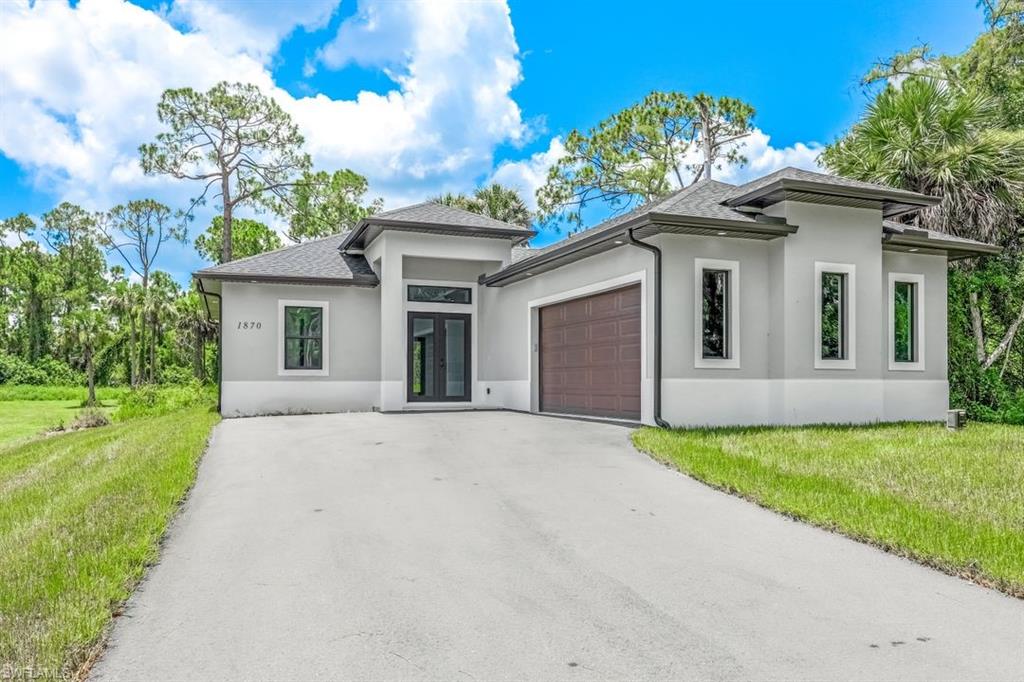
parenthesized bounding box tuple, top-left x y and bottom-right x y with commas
(633, 422, 1024, 597)
(0, 407, 219, 678)
(0, 400, 118, 450)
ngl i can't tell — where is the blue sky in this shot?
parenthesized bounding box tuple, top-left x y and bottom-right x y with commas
(0, 0, 985, 284)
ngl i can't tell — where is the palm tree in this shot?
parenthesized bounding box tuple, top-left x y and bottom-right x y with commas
(109, 271, 142, 386)
(473, 183, 533, 228)
(432, 183, 533, 228)
(71, 308, 110, 406)
(175, 291, 217, 381)
(822, 78, 1024, 244)
(822, 77, 1024, 371)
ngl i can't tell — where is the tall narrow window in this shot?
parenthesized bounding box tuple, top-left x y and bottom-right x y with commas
(702, 269, 730, 359)
(820, 272, 847, 361)
(694, 258, 740, 368)
(893, 281, 916, 363)
(888, 272, 924, 371)
(284, 306, 324, 370)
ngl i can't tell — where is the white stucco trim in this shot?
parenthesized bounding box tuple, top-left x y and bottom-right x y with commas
(814, 262, 857, 370)
(662, 378, 947, 427)
(525, 270, 651, 424)
(693, 257, 741, 369)
(222, 380, 378, 417)
(277, 299, 330, 377)
(888, 272, 926, 372)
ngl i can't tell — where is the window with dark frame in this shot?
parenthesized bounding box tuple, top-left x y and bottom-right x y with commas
(893, 280, 917, 363)
(701, 268, 730, 359)
(820, 272, 847, 360)
(283, 306, 323, 370)
(407, 285, 472, 304)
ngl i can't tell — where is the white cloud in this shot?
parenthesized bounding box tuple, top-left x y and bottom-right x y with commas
(0, 0, 527, 215)
(488, 137, 565, 210)
(167, 0, 340, 61)
(709, 129, 825, 184)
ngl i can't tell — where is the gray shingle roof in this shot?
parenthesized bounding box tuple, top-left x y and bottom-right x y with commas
(509, 179, 767, 264)
(195, 232, 377, 284)
(369, 202, 532, 232)
(731, 167, 912, 197)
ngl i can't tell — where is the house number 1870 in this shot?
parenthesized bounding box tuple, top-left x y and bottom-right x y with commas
(237, 321, 262, 330)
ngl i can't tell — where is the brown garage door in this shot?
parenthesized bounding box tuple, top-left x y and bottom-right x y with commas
(539, 284, 641, 420)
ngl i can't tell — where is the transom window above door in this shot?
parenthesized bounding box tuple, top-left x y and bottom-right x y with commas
(407, 285, 472, 304)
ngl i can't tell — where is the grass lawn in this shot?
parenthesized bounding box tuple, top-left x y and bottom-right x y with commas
(0, 400, 118, 450)
(0, 407, 219, 678)
(633, 422, 1024, 597)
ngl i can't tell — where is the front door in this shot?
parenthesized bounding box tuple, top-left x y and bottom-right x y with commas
(407, 312, 471, 402)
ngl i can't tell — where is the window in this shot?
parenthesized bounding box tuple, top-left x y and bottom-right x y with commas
(888, 272, 925, 371)
(814, 262, 856, 369)
(820, 272, 846, 360)
(408, 285, 471, 304)
(702, 270, 730, 358)
(694, 258, 740, 368)
(278, 300, 329, 376)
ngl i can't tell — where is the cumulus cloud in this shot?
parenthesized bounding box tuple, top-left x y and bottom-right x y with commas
(167, 0, 340, 61)
(487, 137, 565, 210)
(0, 0, 527, 213)
(711, 128, 825, 184)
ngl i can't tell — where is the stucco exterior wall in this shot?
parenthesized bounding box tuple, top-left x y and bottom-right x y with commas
(219, 281, 381, 416)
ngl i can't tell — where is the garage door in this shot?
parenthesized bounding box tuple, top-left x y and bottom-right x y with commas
(539, 284, 641, 420)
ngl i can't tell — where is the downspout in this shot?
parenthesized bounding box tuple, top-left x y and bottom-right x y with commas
(196, 278, 223, 414)
(624, 228, 670, 428)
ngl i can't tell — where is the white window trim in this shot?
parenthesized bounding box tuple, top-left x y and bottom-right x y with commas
(888, 272, 926, 371)
(814, 262, 856, 370)
(277, 299, 330, 377)
(694, 258, 740, 369)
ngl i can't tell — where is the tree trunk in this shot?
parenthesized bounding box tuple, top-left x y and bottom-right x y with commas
(193, 328, 205, 380)
(149, 312, 157, 383)
(128, 312, 138, 387)
(222, 175, 233, 263)
(982, 298, 1024, 370)
(86, 348, 96, 407)
(969, 291, 987, 363)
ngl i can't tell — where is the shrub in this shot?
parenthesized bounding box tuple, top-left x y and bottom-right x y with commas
(113, 381, 216, 421)
(159, 365, 197, 386)
(33, 356, 85, 386)
(0, 352, 48, 385)
(71, 408, 111, 430)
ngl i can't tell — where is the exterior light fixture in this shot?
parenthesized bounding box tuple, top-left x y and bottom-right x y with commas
(614, 240, 623, 244)
(716, 231, 728, 236)
(908, 248, 919, 252)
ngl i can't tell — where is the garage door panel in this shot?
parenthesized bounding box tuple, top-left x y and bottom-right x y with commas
(540, 284, 641, 421)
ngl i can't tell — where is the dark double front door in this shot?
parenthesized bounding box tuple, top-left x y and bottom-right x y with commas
(407, 312, 471, 402)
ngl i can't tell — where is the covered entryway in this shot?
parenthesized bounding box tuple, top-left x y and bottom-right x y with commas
(539, 284, 641, 420)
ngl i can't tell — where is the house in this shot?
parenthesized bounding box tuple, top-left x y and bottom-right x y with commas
(194, 167, 999, 426)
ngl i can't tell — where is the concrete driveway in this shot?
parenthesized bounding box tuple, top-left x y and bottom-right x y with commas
(93, 411, 1023, 681)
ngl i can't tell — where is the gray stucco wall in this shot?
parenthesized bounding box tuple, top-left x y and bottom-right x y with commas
(221, 281, 381, 383)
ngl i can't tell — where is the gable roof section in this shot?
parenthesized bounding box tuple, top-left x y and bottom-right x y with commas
(194, 232, 378, 286)
(724, 167, 940, 218)
(340, 202, 535, 250)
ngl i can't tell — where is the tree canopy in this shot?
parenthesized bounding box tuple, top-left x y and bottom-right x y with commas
(287, 169, 383, 242)
(536, 91, 755, 227)
(195, 216, 283, 264)
(140, 81, 310, 263)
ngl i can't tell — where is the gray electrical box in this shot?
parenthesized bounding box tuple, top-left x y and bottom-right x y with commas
(946, 409, 967, 431)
